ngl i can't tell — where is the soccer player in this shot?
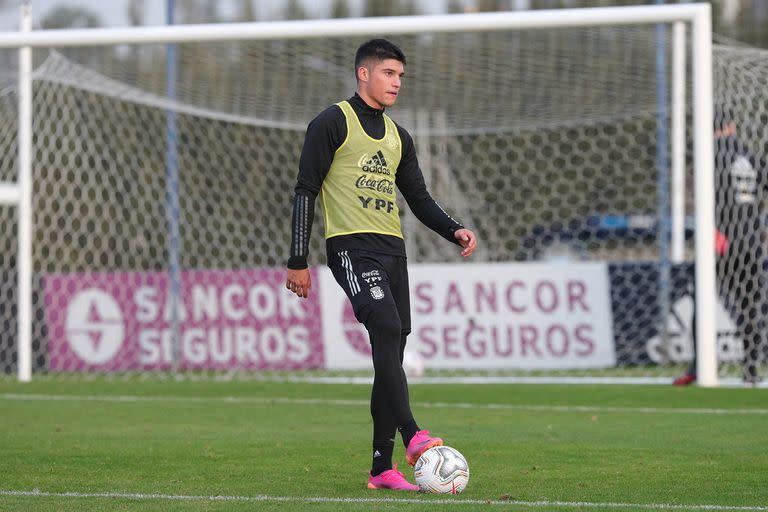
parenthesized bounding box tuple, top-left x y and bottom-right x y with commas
(285, 39, 478, 490)
(674, 108, 766, 386)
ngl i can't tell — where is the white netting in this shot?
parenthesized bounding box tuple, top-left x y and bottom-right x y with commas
(709, 44, 768, 382)
(0, 23, 763, 381)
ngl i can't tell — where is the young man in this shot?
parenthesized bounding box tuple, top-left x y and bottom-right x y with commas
(674, 109, 766, 386)
(285, 39, 478, 490)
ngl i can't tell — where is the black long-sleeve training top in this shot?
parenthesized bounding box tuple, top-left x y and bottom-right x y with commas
(287, 93, 463, 269)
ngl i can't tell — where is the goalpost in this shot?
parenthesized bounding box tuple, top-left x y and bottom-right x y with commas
(0, 4, 718, 384)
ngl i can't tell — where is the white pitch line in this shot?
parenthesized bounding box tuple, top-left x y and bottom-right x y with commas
(1, 490, 766, 511)
(212, 373, 768, 387)
(0, 393, 767, 415)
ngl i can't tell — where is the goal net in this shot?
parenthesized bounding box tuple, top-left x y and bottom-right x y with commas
(1, 6, 751, 384)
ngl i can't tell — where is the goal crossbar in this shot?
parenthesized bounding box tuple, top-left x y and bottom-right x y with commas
(0, 4, 711, 47)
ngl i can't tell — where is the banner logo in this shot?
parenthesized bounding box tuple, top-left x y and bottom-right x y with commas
(65, 288, 124, 364)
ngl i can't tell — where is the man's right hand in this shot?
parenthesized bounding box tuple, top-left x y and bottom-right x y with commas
(286, 268, 312, 298)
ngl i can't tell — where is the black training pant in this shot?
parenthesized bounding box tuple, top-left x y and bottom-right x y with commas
(328, 249, 414, 444)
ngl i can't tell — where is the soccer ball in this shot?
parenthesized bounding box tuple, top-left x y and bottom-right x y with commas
(414, 446, 469, 494)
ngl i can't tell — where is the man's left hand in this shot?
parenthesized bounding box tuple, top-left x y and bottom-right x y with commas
(454, 228, 478, 257)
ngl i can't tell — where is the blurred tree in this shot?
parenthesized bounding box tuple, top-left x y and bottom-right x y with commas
(177, 0, 220, 24)
(237, 0, 258, 21)
(126, 0, 143, 26)
(447, 0, 465, 14)
(399, 1, 417, 15)
(363, 0, 390, 16)
(122, 0, 146, 77)
(41, 5, 102, 29)
(40, 4, 104, 66)
(711, 0, 768, 48)
(330, 0, 351, 19)
(475, 0, 505, 11)
(284, 0, 308, 20)
(363, 0, 417, 16)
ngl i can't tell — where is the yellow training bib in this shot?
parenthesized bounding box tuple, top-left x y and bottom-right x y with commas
(319, 101, 403, 239)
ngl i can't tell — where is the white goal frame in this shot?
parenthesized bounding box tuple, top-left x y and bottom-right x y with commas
(0, 3, 716, 385)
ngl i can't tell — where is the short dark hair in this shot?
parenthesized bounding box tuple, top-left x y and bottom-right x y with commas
(354, 39, 406, 75)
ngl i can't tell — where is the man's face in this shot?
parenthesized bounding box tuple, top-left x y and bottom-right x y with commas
(358, 58, 404, 109)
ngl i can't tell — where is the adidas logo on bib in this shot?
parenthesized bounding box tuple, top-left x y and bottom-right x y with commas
(361, 150, 390, 175)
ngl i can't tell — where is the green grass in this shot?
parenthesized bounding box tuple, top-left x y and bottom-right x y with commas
(1, 379, 766, 511)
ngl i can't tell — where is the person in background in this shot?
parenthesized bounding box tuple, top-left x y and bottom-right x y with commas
(674, 108, 766, 386)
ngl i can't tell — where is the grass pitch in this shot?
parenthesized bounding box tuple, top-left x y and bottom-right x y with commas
(1, 378, 766, 511)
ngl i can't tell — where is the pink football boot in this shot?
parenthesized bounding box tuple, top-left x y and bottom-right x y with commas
(406, 430, 444, 466)
(367, 465, 419, 491)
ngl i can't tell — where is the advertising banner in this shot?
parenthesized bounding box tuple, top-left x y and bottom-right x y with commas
(37, 261, 745, 373)
(321, 263, 616, 370)
(607, 262, 742, 365)
(44, 269, 323, 371)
